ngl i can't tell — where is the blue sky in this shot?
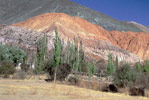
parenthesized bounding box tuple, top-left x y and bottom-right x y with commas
(71, 0, 149, 26)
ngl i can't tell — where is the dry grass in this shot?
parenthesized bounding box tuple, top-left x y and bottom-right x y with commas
(145, 89, 149, 98)
(0, 79, 148, 100)
(119, 87, 129, 95)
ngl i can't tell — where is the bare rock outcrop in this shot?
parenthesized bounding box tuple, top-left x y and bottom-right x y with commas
(110, 31, 149, 60)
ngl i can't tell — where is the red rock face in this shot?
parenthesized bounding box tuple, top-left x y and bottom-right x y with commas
(110, 31, 149, 60)
(13, 13, 149, 61)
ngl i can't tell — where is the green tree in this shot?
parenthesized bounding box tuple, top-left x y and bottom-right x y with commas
(35, 33, 48, 73)
(113, 63, 137, 87)
(114, 56, 118, 71)
(63, 38, 86, 72)
(72, 37, 80, 71)
(64, 40, 72, 65)
(0, 44, 27, 64)
(136, 62, 141, 73)
(53, 28, 61, 82)
(60, 39, 65, 65)
(88, 62, 96, 78)
(107, 53, 114, 75)
(78, 40, 85, 72)
(144, 60, 149, 73)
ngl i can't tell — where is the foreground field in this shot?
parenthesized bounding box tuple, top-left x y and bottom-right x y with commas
(0, 79, 148, 100)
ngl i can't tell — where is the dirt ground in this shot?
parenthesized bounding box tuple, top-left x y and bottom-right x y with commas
(0, 79, 148, 100)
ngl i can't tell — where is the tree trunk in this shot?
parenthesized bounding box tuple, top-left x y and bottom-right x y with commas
(54, 66, 58, 83)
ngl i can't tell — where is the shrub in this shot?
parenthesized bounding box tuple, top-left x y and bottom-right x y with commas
(134, 73, 149, 89)
(79, 61, 88, 73)
(8, 46, 27, 64)
(131, 73, 149, 97)
(0, 61, 15, 78)
(96, 59, 107, 77)
(113, 63, 137, 87)
(0, 44, 27, 64)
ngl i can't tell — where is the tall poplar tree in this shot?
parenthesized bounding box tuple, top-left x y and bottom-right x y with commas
(53, 28, 61, 82)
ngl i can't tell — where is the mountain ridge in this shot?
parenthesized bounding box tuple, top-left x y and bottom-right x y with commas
(0, 0, 142, 32)
(128, 21, 149, 33)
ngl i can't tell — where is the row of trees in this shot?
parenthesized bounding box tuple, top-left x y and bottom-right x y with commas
(34, 28, 149, 81)
(16, 27, 148, 86)
(52, 28, 97, 81)
(34, 28, 96, 81)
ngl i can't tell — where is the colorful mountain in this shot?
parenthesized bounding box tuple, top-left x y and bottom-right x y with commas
(13, 13, 149, 62)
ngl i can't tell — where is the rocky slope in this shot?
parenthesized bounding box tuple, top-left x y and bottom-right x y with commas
(0, 24, 55, 62)
(110, 31, 149, 60)
(0, 0, 142, 32)
(13, 13, 149, 62)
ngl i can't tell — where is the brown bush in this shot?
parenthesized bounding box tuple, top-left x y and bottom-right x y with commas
(134, 73, 149, 89)
(129, 86, 145, 96)
(56, 64, 72, 81)
(95, 60, 107, 77)
(0, 61, 15, 78)
(21, 63, 30, 72)
(102, 84, 119, 93)
(67, 76, 78, 85)
(47, 64, 72, 81)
